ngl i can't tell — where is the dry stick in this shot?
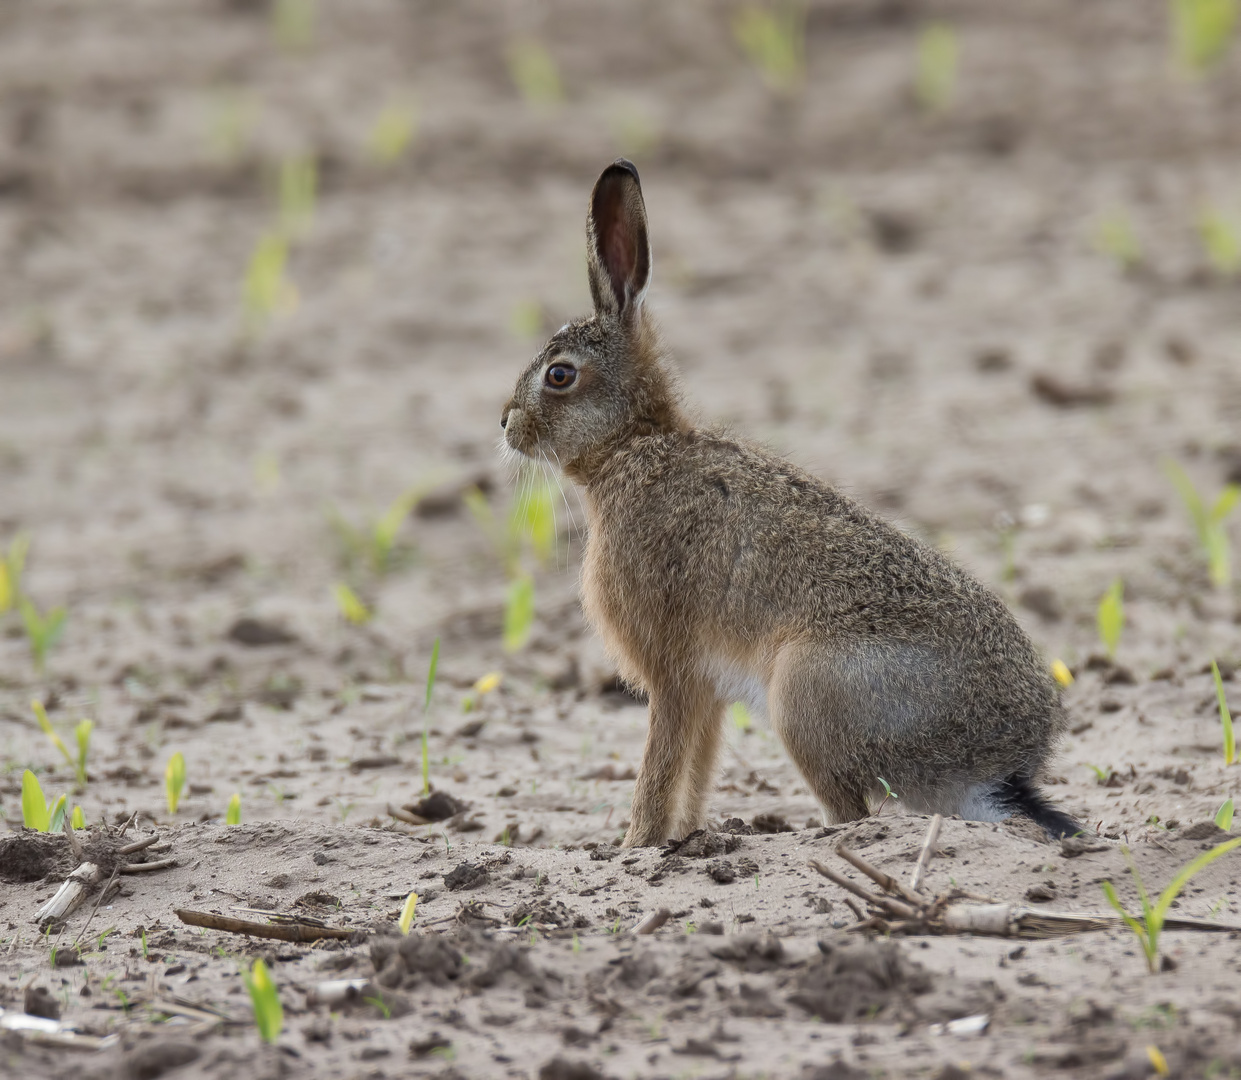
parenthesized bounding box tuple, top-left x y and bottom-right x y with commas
(174, 908, 358, 942)
(35, 863, 103, 927)
(118, 835, 161, 857)
(910, 814, 944, 893)
(632, 908, 673, 935)
(387, 804, 431, 826)
(841, 897, 865, 922)
(119, 858, 178, 874)
(116, 811, 138, 838)
(835, 845, 925, 907)
(73, 866, 120, 950)
(62, 818, 85, 862)
(807, 859, 919, 919)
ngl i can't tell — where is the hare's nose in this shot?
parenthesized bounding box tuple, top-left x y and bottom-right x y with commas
(500, 399, 513, 429)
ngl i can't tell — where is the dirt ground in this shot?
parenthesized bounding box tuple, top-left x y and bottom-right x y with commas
(3, 1, 1241, 1077)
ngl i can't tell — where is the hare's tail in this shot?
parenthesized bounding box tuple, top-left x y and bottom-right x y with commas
(989, 773, 1085, 839)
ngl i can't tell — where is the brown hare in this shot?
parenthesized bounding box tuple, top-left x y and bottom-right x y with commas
(501, 159, 1082, 847)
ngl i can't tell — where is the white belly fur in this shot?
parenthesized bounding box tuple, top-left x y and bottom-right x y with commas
(703, 654, 769, 717)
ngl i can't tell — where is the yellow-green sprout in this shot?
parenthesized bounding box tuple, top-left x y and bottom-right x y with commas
(1164, 460, 1239, 588)
(1051, 659, 1074, 688)
(367, 101, 418, 165)
(399, 892, 418, 935)
(733, 3, 806, 94)
(332, 582, 372, 625)
(1096, 578, 1124, 659)
(0, 533, 29, 613)
(1170, 0, 1238, 72)
(1092, 209, 1142, 272)
(244, 958, 284, 1043)
(165, 752, 186, 815)
(227, 792, 242, 825)
(21, 770, 51, 832)
(914, 23, 958, 111)
(20, 598, 66, 674)
(507, 38, 563, 106)
(1212, 660, 1236, 766)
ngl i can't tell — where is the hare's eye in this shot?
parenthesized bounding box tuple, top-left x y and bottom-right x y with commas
(545, 363, 577, 389)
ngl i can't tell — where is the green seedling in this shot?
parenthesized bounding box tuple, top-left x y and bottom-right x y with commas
(1051, 659, 1075, 689)
(226, 792, 242, 825)
(242, 230, 295, 330)
(1093, 209, 1142, 271)
(272, 0, 315, 50)
(20, 597, 66, 674)
(1212, 660, 1236, 765)
(367, 100, 418, 165)
(875, 777, 900, 815)
(462, 671, 502, 713)
(1164, 460, 1239, 588)
(506, 37, 563, 105)
(510, 299, 546, 341)
(504, 574, 535, 653)
(74, 719, 93, 787)
(32, 698, 71, 766)
(0, 532, 29, 613)
(244, 958, 284, 1043)
(610, 104, 659, 160)
(730, 702, 753, 733)
(140, 928, 149, 960)
(1215, 798, 1234, 830)
(21, 770, 51, 832)
(1083, 763, 1114, 785)
(332, 581, 372, 625)
(733, 2, 806, 94)
(1096, 578, 1124, 659)
(1170, 0, 1238, 72)
(421, 637, 440, 796)
(329, 486, 425, 575)
(398, 892, 418, 935)
(1197, 207, 1241, 276)
(207, 89, 255, 164)
(1102, 837, 1241, 972)
(165, 752, 186, 816)
(70, 804, 85, 829)
(276, 156, 316, 240)
(365, 994, 392, 1019)
(914, 22, 958, 111)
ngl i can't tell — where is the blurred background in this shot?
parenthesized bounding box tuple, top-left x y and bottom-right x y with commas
(1, 0, 1239, 760)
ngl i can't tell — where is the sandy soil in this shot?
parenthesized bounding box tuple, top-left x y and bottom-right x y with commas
(2, 1, 1241, 1077)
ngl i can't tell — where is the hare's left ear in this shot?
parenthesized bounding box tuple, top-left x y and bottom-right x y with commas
(586, 159, 651, 322)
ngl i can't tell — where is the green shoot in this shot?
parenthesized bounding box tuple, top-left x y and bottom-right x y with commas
(733, 2, 806, 94)
(422, 637, 440, 796)
(1164, 460, 1239, 588)
(1093, 209, 1142, 271)
(0, 532, 29, 613)
(206, 89, 254, 164)
(1212, 660, 1236, 765)
(398, 892, 418, 935)
(1051, 659, 1075, 688)
(510, 299, 545, 341)
(1083, 762, 1114, 785)
(21, 770, 51, 832)
(244, 958, 284, 1043)
(365, 995, 392, 1019)
(367, 100, 417, 165)
(165, 752, 186, 816)
(504, 574, 535, 653)
(1170, 0, 1238, 72)
(875, 777, 899, 815)
(1102, 837, 1241, 972)
(462, 671, 502, 713)
(1197, 207, 1241, 276)
(226, 792, 242, 825)
(20, 598, 66, 674)
(506, 38, 563, 106)
(140, 928, 149, 960)
(242, 230, 295, 330)
(329, 486, 425, 575)
(730, 702, 753, 733)
(272, 0, 315, 50)
(914, 23, 958, 111)
(32, 699, 72, 771)
(332, 581, 372, 625)
(73, 720, 92, 787)
(1215, 798, 1234, 830)
(70, 804, 85, 829)
(424, 636, 440, 712)
(277, 156, 317, 240)
(1096, 578, 1125, 659)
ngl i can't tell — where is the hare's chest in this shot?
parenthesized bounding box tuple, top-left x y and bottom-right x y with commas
(702, 654, 769, 717)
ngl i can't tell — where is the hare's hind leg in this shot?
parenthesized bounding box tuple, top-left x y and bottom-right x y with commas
(768, 643, 870, 824)
(623, 678, 718, 848)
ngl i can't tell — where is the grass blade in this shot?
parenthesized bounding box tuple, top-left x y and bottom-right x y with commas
(1212, 659, 1236, 765)
(21, 770, 50, 832)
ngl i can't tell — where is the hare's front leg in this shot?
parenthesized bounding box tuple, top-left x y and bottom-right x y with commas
(623, 681, 716, 847)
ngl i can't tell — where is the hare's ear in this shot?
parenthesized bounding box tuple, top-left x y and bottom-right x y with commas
(586, 159, 651, 321)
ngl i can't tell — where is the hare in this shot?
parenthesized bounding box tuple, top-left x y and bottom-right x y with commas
(501, 159, 1082, 847)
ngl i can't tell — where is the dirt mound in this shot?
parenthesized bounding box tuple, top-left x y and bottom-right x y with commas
(788, 937, 934, 1022)
(0, 831, 74, 882)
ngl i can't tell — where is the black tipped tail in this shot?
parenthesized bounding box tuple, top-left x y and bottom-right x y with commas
(992, 774, 1085, 839)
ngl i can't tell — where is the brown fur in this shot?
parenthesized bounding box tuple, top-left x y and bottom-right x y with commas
(502, 160, 1077, 847)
